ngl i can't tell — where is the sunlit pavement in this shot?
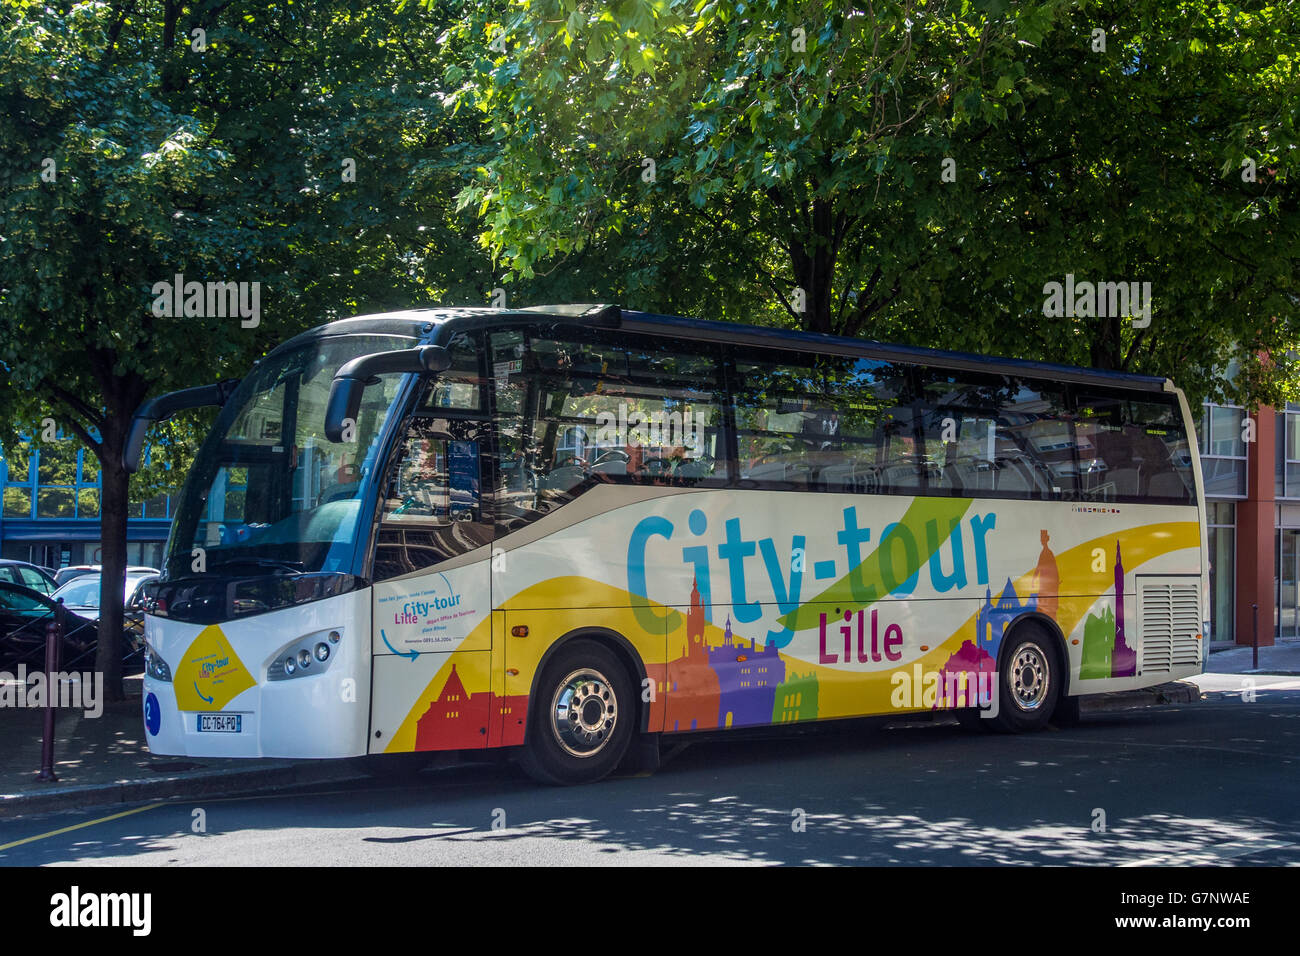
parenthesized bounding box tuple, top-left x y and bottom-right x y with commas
(1, 680, 1296, 867)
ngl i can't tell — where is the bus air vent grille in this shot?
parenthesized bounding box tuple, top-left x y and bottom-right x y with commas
(1138, 578, 1202, 674)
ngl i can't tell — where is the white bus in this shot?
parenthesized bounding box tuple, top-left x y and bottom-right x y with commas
(130, 305, 1206, 784)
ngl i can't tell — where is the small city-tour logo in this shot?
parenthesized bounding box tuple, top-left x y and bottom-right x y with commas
(394, 572, 462, 626)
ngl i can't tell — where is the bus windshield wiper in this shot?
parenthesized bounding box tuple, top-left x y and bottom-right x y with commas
(205, 557, 306, 574)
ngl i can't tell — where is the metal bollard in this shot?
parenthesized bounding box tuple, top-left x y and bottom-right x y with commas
(37, 600, 65, 783)
(1252, 602, 1259, 671)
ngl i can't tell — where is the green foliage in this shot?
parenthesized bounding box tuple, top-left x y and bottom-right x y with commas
(458, 0, 1299, 406)
(0, 0, 504, 690)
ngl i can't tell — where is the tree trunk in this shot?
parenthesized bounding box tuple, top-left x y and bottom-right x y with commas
(1089, 315, 1124, 370)
(788, 196, 838, 336)
(94, 428, 129, 702)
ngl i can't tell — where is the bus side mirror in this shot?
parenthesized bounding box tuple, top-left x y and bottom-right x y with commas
(324, 345, 449, 442)
(125, 379, 240, 473)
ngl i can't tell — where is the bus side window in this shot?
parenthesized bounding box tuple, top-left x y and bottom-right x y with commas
(1075, 392, 1193, 504)
(372, 416, 492, 582)
(491, 328, 726, 533)
(730, 352, 908, 494)
(993, 380, 1075, 500)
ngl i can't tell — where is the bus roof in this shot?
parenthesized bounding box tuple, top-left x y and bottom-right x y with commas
(289, 303, 1172, 394)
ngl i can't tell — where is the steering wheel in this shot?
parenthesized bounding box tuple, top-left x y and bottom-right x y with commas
(643, 457, 671, 475)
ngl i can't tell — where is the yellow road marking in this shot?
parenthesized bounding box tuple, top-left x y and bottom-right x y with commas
(0, 802, 165, 853)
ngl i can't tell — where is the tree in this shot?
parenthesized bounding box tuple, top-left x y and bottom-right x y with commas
(457, 0, 1299, 406)
(0, 0, 498, 697)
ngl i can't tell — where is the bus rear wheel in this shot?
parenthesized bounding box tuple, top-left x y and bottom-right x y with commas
(518, 640, 634, 786)
(993, 626, 1061, 733)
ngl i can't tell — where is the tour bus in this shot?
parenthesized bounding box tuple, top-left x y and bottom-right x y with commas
(130, 304, 1207, 785)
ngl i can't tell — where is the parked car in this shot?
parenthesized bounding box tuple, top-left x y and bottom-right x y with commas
(52, 564, 159, 589)
(0, 560, 58, 596)
(0, 581, 115, 672)
(53, 570, 159, 619)
(52, 566, 96, 588)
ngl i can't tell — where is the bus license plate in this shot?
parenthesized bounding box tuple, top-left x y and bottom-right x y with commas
(198, 714, 242, 733)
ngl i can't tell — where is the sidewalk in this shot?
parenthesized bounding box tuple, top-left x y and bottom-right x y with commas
(1207, 638, 1300, 675)
(0, 675, 364, 819)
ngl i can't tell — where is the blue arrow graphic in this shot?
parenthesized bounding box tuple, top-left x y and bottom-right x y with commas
(381, 628, 419, 661)
(194, 682, 214, 703)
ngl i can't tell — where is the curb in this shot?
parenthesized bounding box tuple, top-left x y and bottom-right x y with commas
(1079, 680, 1200, 713)
(0, 761, 368, 820)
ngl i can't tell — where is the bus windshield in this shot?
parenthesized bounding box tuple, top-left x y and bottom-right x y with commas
(163, 334, 412, 580)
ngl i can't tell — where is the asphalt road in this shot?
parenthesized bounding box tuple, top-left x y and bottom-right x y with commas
(2, 678, 1298, 867)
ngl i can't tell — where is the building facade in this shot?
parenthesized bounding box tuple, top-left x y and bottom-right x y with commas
(0, 436, 172, 570)
(1200, 401, 1299, 645)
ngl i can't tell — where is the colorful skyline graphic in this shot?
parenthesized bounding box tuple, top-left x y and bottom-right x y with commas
(1080, 542, 1136, 679)
(414, 664, 528, 750)
(407, 529, 1148, 750)
(645, 575, 815, 732)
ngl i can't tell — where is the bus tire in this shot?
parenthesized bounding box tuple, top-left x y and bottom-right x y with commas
(518, 640, 635, 786)
(993, 625, 1061, 733)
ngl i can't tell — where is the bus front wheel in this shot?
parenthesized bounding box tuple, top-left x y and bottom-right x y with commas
(993, 626, 1061, 733)
(518, 640, 635, 786)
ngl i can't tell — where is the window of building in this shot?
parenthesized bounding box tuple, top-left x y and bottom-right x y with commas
(3, 488, 32, 519)
(37, 487, 75, 519)
(1206, 501, 1235, 642)
(3, 443, 31, 482)
(78, 489, 100, 518)
(1200, 404, 1247, 497)
(1276, 404, 1300, 500)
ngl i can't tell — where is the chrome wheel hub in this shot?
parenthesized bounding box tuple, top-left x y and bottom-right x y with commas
(1011, 642, 1050, 711)
(550, 668, 618, 758)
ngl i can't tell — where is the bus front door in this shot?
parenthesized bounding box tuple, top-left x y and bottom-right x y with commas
(366, 415, 496, 754)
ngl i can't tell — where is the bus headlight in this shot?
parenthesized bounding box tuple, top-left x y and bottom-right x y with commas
(144, 644, 172, 682)
(268, 628, 341, 681)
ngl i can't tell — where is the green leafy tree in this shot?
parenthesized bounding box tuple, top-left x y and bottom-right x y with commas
(457, 0, 1298, 405)
(0, 0, 498, 696)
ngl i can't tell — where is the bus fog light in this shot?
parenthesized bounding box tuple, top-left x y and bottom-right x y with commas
(298, 649, 312, 668)
(328, 630, 340, 644)
(314, 642, 330, 662)
(284, 657, 296, 675)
